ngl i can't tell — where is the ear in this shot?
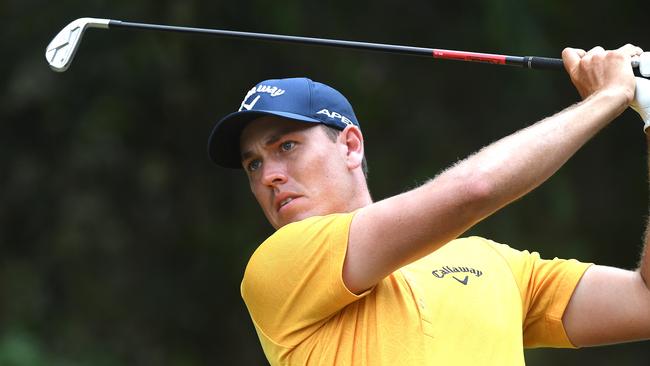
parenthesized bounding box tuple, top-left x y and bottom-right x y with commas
(338, 126, 364, 170)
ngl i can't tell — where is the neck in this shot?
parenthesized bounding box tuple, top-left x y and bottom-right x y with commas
(345, 173, 373, 211)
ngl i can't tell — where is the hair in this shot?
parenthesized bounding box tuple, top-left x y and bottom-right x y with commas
(320, 125, 369, 179)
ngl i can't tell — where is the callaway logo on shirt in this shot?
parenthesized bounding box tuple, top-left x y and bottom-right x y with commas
(431, 265, 484, 285)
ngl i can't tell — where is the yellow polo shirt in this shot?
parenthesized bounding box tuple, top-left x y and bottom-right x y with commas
(241, 212, 591, 365)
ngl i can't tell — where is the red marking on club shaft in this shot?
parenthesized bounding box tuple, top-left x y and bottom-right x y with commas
(432, 49, 507, 64)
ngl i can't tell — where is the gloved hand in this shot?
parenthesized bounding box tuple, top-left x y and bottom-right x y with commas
(638, 52, 650, 77)
(630, 76, 650, 133)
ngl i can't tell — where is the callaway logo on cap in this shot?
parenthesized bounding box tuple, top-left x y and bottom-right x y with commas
(207, 77, 360, 168)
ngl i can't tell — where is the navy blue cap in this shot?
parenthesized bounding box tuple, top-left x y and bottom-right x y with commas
(207, 77, 360, 168)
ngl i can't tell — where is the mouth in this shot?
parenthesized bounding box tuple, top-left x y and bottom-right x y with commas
(279, 197, 294, 208)
(275, 194, 301, 213)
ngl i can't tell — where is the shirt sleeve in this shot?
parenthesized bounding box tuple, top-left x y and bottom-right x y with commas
(488, 241, 592, 348)
(240, 212, 366, 349)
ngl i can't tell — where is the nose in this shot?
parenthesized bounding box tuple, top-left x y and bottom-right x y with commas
(260, 160, 288, 187)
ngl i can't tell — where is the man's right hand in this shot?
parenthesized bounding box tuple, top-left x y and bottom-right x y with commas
(562, 44, 642, 107)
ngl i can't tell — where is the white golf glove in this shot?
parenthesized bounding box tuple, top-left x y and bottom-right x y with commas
(631, 77, 650, 133)
(631, 52, 650, 132)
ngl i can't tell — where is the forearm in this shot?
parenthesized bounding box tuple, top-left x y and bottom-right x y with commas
(366, 89, 627, 263)
(392, 46, 636, 257)
(434, 89, 628, 222)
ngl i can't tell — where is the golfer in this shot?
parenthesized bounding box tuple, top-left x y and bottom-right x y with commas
(208, 45, 649, 365)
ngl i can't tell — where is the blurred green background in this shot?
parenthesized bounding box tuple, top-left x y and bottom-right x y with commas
(2, 0, 650, 364)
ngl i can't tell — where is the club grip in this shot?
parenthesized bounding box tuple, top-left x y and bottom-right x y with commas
(524, 56, 565, 70)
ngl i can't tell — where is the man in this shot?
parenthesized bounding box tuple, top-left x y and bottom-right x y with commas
(208, 45, 650, 365)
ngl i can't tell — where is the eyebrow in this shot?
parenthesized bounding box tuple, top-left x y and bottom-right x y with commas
(240, 125, 307, 162)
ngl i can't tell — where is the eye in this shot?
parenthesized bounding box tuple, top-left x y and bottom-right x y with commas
(247, 159, 262, 172)
(280, 141, 296, 152)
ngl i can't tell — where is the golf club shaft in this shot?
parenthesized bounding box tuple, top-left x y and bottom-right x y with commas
(108, 20, 565, 71)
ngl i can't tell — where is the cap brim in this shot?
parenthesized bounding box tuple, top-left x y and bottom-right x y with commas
(207, 110, 321, 168)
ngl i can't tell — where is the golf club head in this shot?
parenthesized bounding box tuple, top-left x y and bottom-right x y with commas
(45, 18, 110, 72)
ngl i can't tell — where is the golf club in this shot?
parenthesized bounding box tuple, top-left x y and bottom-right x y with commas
(46, 17, 649, 76)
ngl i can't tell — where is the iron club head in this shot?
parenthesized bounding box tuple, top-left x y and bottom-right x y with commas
(45, 18, 110, 72)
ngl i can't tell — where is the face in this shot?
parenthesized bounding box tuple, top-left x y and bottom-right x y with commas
(240, 116, 358, 229)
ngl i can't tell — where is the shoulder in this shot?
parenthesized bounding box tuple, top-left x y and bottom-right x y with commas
(242, 212, 357, 293)
(270, 212, 355, 242)
(240, 212, 364, 348)
(252, 212, 356, 260)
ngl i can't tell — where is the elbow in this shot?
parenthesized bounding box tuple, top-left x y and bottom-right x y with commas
(429, 162, 509, 221)
(460, 169, 503, 218)
(463, 165, 498, 201)
(466, 175, 495, 202)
